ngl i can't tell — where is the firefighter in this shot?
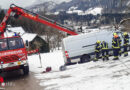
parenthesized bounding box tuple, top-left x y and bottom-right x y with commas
(113, 33, 122, 56)
(94, 40, 101, 61)
(118, 35, 122, 56)
(112, 34, 121, 60)
(101, 41, 109, 61)
(123, 32, 129, 57)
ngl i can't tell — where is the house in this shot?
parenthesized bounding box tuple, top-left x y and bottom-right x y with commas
(5, 26, 49, 53)
(22, 33, 49, 53)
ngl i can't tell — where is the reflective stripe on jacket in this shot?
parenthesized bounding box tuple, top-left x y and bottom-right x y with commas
(95, 43, 101, 52)
(124, 35, 129, 46)
(112, 37, 121, 49)
(101, 42, 108, 50)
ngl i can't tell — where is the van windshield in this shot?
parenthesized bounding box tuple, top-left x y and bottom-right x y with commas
(0, 38, 24, 51)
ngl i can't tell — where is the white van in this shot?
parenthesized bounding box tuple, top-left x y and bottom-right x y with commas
(62, 30, 125, 65)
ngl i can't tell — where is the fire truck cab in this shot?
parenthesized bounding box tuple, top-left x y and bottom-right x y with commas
(0, 36, 29, 75)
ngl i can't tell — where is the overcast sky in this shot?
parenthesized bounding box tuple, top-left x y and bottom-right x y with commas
(0, 0, 36, 9)
(0, 0, 69, 9)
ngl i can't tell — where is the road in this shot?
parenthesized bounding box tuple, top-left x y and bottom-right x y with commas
(0, 70, 44, 90)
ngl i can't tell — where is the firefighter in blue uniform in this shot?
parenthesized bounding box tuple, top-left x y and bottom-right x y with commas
(101, 41, 109, 61)
(112, 33, 121, 60)
(123, 32, 129, 57)
(118, 35, 122, 56)
(94, 40, 101, 61)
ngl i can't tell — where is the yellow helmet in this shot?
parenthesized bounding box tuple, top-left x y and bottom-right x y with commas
(97, 40, 101, 44)
(123, 32, 128, 36)
(113, 33, 117, 36)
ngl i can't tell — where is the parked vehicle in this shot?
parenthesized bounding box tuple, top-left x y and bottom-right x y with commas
(0, 4, 77, 75)
(0, 36, 29, 75)
(62, 30, 126, 65)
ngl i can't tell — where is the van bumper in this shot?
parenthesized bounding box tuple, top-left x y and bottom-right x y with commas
(65, 58, 80, 65)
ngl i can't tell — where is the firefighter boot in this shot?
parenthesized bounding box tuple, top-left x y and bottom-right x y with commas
(106, 57, 109, 60)
(119, 51, 122, 56)
(103, 58, 105, 61)
(94, 58, 98, 62)
(102, 56, 105, 61)
(124, 52, 128, 57)
(113, 56, 119, 60)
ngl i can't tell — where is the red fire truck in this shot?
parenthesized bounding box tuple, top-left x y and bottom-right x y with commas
(0, 4, 77, 75)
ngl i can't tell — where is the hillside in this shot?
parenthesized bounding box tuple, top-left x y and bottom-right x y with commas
(28, 0, 130, 14)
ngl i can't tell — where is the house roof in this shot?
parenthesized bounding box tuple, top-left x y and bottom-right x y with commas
(7, 27, 25, 35)
(22, 33, 37, 42)
(4, 26, 37, 42)
(4, 27, 37, 42)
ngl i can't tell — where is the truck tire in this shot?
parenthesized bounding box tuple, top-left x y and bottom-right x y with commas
(80, 55, 90, 63)
(23, 66, 29, 75)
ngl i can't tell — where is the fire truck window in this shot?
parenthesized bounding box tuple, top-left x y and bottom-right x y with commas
(8, 38, 24, 50)
(0, 39, 8, 51)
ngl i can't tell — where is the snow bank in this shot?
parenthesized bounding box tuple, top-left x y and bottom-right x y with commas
(28, 50, 65, 73)
(28, 50, 130, 90)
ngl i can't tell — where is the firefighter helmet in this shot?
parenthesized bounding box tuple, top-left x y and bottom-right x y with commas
(97, 40, 101, 44)
(123, 32, 128, 36)
(113, 32, 117, 36)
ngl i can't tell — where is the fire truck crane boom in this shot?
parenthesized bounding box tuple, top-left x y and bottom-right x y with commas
(0, 8, 13, 37)
(0, 4, 78, 38)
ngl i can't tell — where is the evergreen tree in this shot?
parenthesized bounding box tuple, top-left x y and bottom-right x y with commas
(0, 10, 5, 22)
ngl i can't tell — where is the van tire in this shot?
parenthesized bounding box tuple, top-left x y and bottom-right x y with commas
(80, 55, 90, 63)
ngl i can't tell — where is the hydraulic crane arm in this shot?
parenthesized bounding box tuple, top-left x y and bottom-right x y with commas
(0, 4, 78, 38)
(0, 8, 13, 37)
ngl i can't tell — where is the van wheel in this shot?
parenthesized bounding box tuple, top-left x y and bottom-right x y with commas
(80, 55, 90, 63)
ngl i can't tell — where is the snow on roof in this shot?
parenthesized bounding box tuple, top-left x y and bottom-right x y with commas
(22, 33, 37, 42)
(54, 12, 59, 15)
(4, 27, 38, 42)
(7, 27, 25, 35)
(85, 7, 103, 15)
(4, 27, 25, 37)
(67, 10, 83, 14)
(68, 6, 78, 11)
(66, 7, 102, 15)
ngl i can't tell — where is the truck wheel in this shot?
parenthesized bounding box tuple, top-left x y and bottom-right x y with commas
(23, 66, 29, 75)
(80, 55, 90, 63)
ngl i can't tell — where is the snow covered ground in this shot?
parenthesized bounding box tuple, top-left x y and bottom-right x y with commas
(28, 50, 65, 73)
(28, 50, 130, 90)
